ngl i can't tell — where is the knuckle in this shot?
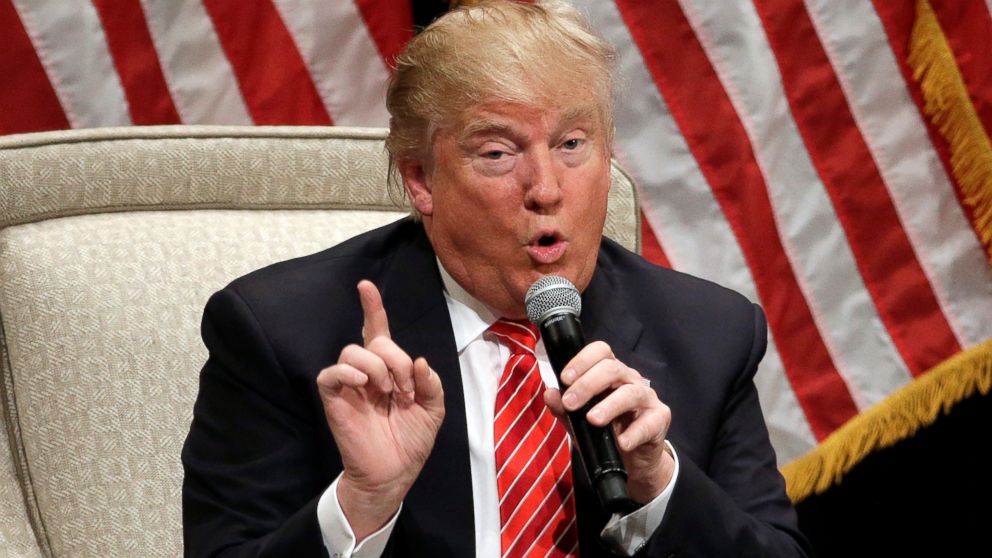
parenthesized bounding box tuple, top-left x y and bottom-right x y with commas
(639, 384, 656, 404)
(607, 359, 622, 378)
(316, 365, 348, 389)
(586, 375, 603, 392)
(659, 403, 672, 423)
(338, 344, 362, 363)
(613, 384, 637, 405)
(618, 383, 638, 398)
(647, 411, 664, 431)
(396, 351, 414, 371)
(627, 422, 643, 441)
(367, 336, 390, 352)
(597, 396, 616, 414)
(633, 385, 650, 403)
(590, 340, 613, 357)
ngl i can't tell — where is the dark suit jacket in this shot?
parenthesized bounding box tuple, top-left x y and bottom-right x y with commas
(182, 218, 811, 557)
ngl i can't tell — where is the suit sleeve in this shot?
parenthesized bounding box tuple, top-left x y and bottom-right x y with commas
(638, 304, 813, 557)
(182, 287, 331, 557)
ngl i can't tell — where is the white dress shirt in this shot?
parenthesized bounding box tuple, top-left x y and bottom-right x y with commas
(317, 263, 680, 557)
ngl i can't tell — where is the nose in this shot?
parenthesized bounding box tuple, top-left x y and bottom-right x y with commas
(522, 147, 563, 212)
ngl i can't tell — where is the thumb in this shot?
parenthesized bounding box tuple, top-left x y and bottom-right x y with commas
(543, 388, 567, 420)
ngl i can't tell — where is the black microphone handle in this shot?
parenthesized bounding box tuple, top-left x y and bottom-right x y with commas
(539, 313, 633, 514)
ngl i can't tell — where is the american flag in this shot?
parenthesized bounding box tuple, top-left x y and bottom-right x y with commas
(2, 0, 990, 488)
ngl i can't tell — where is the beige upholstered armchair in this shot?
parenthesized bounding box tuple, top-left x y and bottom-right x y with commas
(0, 126, 640, 557)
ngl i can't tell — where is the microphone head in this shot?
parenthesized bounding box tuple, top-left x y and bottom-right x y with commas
(525, 275, 582, 326)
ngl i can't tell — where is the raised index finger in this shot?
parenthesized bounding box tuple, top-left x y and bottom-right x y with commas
(358, 280, 391, 344)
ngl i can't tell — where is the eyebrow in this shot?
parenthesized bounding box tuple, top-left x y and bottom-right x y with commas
(457, 104, 600, 146)
(459, 120, 516, 143)
(557, 105, 599, 130)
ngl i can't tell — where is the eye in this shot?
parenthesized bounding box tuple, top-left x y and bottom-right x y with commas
(472, 144, 517, 175)
(561, 138, 584, 150)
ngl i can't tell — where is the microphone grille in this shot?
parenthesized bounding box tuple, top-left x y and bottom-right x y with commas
(525, 275, 582, 325)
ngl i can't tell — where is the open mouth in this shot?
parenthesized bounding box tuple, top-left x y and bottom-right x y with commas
(527, 230, 567, 264)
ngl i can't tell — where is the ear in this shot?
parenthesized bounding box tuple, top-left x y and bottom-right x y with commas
(398, 158, 434, 217)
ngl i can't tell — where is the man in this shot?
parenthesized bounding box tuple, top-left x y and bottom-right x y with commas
(182, 1, 811, 557)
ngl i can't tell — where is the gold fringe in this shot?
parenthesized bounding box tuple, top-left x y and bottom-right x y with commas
(907, 0, 992, 262)
(781, 339, 992, 503)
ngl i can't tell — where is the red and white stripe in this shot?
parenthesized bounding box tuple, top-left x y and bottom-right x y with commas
(10, 0, 130, 128)
(490, 320, 577, 558)
(0, 0, 405, 132)
(2, 0, 990, 464)
(270, 0, 393, 125)
(813, 0, 992, 347)
(138, 0, 252, 124)
(574, 0, 992, 462)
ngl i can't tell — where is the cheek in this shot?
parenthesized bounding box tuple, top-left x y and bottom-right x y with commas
(440, 199, 516, 252)
(458, 186, 525, 232)
(569, 172, 610, 219)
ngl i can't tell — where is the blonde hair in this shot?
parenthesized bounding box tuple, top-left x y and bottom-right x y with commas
(385, 0, 617, 203)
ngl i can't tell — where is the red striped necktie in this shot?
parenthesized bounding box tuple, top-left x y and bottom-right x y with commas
(488, 318, 579, 558)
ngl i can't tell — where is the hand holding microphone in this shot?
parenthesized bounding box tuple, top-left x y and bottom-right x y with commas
(526, 276, 676, 513)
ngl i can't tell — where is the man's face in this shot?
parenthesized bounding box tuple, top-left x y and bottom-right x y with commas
(401, 99, 612, 319)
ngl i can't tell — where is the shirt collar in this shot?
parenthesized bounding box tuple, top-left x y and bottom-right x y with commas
(437, 259, 498, 352)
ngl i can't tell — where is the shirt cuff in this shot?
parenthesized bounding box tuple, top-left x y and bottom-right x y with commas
(600, 439, 680, 556)
(317, 475, 401, 558)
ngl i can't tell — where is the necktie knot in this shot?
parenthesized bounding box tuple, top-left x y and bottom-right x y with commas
(487, 318, 540, 355)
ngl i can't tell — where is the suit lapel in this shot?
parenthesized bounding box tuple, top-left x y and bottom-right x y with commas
(377, 225, 476, 556)
(582, 257, 667, 389)
(581, 264, 642, 356)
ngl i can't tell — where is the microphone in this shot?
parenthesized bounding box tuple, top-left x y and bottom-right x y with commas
(525, 275, 633, 514)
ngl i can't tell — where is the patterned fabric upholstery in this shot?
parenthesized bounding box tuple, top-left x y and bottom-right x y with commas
(0, 126, 640, 557)
(0, 345, 44, 558)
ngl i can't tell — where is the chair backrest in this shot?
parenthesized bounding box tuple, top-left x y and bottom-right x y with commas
(0, 125, 640, 557)
(0, 358, 43, 558)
